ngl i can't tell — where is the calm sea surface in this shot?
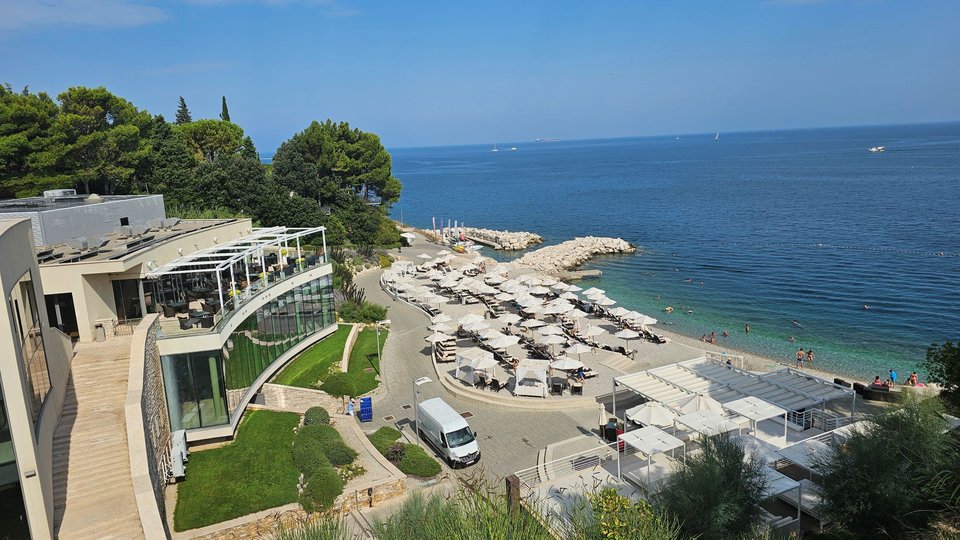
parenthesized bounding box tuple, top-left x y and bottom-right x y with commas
(388, 124, 960, 379)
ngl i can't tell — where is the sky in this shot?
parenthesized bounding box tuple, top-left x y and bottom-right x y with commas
(1, 0, 958, 152)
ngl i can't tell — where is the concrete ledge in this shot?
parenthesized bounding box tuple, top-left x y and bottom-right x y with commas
(125, 314, 167, 540)
(339, 323, 360, 372)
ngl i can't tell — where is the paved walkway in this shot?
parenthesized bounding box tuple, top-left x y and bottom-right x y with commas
(52, 336, 145, 540)
(356, 253, 600, 483)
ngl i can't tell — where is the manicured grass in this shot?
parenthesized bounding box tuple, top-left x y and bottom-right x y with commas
(173, 410, 301, 531)
(273, 325, 350, 388)
(367, 427, 441, 478)
(347, 328, 387, 395)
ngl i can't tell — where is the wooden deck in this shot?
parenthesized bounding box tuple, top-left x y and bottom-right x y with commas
(52, 336, 145, 539)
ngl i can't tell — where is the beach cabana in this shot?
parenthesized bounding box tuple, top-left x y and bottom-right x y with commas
(514, 360, 549, 398)
(674, 410, 743, 439)
(617, 426, 685, 490)
(723, 396, 789, 441)
(625, 402, 677, 427)
(674, 393, 725, 415)
(456, 348, 497, 386)
(759, 467, 803, 532)
(776, 438, 833, 475)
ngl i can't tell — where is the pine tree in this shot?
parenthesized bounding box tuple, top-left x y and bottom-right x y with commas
(175, 96, 192, 124)
(220, 96, 230, 122)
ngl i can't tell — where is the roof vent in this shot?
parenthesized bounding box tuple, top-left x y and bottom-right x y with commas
(43, 189, 78, 198)
(92, 237, 110, 249)
(114, 226, 133, 238)
(163, 217, 181, 229)
(84, 194, 103, 204)
(65, 237, 89, 251)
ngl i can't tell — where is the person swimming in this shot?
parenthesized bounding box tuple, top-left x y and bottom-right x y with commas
(862, 304, 870, 310)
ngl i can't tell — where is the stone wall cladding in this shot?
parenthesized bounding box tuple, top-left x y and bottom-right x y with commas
(260, 383, 341, 413)
(143, 319, 172, 532)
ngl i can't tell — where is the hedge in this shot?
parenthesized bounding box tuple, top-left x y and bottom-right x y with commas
(299, 466, 344, 513)
(320, 440, 358, 467)
(303, 407, 330, 426)
(291, 435, 331, 475)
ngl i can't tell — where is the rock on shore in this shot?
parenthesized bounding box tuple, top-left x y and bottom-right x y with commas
(509, 236, 636, 274)
(462, 227, 543, 250)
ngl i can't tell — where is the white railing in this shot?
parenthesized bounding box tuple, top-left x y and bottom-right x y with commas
(514, 441, 621, 495)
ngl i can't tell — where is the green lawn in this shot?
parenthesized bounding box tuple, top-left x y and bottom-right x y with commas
(273, 325, 350, 388)
(173, 410, 301, 531)
(347, 328, 387, 395)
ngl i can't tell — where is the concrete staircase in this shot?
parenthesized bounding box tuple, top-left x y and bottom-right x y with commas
(52, 336, 145, 539)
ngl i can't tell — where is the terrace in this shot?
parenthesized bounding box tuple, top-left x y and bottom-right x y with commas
(144, 226, 328, 338)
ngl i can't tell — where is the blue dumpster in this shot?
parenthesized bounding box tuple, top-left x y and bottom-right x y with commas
(358, 396, 373, 422)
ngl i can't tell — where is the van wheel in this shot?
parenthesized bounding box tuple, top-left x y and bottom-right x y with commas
(446, 457, 455, 469)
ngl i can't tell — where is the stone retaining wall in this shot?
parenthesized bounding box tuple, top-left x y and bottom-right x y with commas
(462, 227, 543, 250)
(260, 383, 340, 413)
(510, 236, 635, 275)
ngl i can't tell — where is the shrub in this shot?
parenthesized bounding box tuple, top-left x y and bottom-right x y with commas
(303, 406, 330, 426)
(379, 254, 393, 268)
(397, 445, 441, 478)
(320, 440, 358, 467)
(299, 466, 344, 513)
(299, 424, 341, 443)
(921, 340, 960, 413)
(385, 442, 406, 464)
(565, 488, 681, 540)
(320, 372, 357, 411)
(369, 427, 402, 454)
(291, 434, 331, 475)
(337, 463, 366, 483)
(338, 300, 388, 323)
(658, 435, 767, 540)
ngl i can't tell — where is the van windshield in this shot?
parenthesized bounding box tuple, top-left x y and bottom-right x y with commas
(446, 427, 475, 448)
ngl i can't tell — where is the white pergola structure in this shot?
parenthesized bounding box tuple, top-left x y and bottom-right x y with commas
(776, 438, 834, 476)
(146, 226, 326, 315)
(674, 410, 744, 439)
(723, 396, 790, 442)
(617, 426, 685, 486)
(759, 467, 803, 532)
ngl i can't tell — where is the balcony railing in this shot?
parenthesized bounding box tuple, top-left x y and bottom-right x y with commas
(156, 253, 328, 339)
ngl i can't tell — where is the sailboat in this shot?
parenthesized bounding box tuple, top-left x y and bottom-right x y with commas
(490, 144, 499, 153)
(714, 131, 720, 142)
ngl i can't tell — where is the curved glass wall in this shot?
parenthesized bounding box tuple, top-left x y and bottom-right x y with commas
(161, 275, 335, 431)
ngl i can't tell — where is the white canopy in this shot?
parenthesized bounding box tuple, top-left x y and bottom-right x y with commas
(519, 319, 546, 328)
(538, 325, 564, 336)
(625, 402, 677, 427)
(583, 325, 608, 337)
(760, 467, 801, 499)
(675, 411, 742, 437)
(550, 357, 584, 370)
(498, 313, 522, 324)
(618, 426, 686, 485)
(424, 332, 453, 344)
(488, 334, 520, 350)
(515, 360, 549, 383)
(723, 397, 788, 426)
(458, 313, 485, 325)
(615, 329, 640, 340)
(462, 321, 490, 333)
(777, 438, 833, 473)
(674, 393, 725, 414)
(455, 348, 498, 385)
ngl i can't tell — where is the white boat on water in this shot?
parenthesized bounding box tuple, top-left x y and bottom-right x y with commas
(714, 131, 720, 142)
(491, 144, 499, 153)
(509, 146, 517, 151)
(869, 146, 885, 153)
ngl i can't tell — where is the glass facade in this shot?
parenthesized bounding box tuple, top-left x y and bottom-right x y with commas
(7, 271, 50, 425)
(161, 275, 335, 431)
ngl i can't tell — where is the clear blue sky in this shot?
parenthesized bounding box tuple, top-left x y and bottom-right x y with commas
(1, 0, 958, 151)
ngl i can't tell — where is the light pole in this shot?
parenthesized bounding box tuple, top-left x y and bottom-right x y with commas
(375, 319, 391, 367)
(412, 376, 432, 437)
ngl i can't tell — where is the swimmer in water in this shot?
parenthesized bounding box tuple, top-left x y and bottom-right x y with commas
(722, 330, 729, 338)
(789, 336, 796, 343)
(685, 278, 693, 283)
(863, 304, 870, 310)
(699, 281, 704, 286)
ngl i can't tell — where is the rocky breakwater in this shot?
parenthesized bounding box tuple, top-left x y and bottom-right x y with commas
(509, 236, 636, 275)
(462, 227, 543, 250)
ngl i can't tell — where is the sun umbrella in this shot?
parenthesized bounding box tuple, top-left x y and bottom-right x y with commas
(568, 309, 590, 319)
(518, 298, 543, 309)
(480, 328, 504, 340)
(498, 313, 522, 324)
(462, 321, 491, 333)
(543, 303, 573, 315)
(582, 287, 605, 296)
(494, 292, 514, 302)
(523, 304, 544, 314)
(675, 393, 725, 415)
(458, 313, 484, 326)
(538, 325, 564, 336)
(472, 355, 499, 371)
(551, 282, 570, 291)
(484, 275, 505, 285)
(424, 332, 453, 343)
(565, 284, 583, 293)
(431, 313, 452, 324)
(598, 402, 610, 429)
(550, 357, 584, 371)
(559, 291, 579, 300)
(427, 294, 449, 305)
(417, 253, 433, 260)
(565, 342, 593, 361)
(488, 334, 521, 350)
(538, 333, 566, 354)
(594, 296, 617, 307)
(584, 325, 608, 338)
(529, 286, 551, 296)
(429, 322, 454, 333)
(609, 306, 630, 317)
(540, 277, 559, 286)
(520, 319, 546, 329)
(615, 328, 639, 340)
(625, 402, 678, 427)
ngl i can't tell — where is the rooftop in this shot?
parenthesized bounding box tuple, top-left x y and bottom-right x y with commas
(0, 193, 155, 213)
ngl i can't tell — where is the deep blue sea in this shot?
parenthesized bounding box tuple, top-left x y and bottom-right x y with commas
(388, 124, 960, 379)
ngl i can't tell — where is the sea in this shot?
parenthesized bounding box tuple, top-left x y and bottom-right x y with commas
(387, 123, 960, 380)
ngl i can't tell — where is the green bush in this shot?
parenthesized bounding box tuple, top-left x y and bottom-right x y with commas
(299, 424, 342, 443)
(320, 372, 357, 409)
(320, 440, 358, 467)
(291, 434, 331, 475)
(397, 445, 441, 478)
(565, 488, 681, 540)
(303, 407, 330, 426)
(369, 427, 402, 454)
(379, 254, 393, 268)
(385, 443, 406, 464)
(299, 466, 344, 513)
(338, 300, 388, 323)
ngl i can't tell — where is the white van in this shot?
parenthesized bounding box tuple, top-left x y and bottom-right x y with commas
(416, 398, 480, 468)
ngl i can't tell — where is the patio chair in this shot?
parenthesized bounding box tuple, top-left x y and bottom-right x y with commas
(178, 317, 195, 331)
(489, 379, 503, 392)
(198, 315, 214, 329)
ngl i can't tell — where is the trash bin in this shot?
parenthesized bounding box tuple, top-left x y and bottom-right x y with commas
(94, 322, 106, 342)
(604, 421, 618, 442)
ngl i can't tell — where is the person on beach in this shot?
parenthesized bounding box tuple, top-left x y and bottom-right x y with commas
(806, 349, 814, 366)
(722, 330, 730, 338)
(576, 367, 586, 383)
(908, 371, 919, 386)
(889, 369, 898, 386)
(796, 348, 805, 368)
(710, 331, 717, 344)
(873, 375, 883, 387)
(347, 398, 356, 416)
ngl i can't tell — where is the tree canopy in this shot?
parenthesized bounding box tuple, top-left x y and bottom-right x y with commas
(921, 340, 960, 412)
(175, 96, 192, 124)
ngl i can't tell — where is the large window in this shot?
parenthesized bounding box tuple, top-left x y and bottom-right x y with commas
(160, 275, 335, 431)
(7, 271, 50, 424)
(111, 279, 143, 322)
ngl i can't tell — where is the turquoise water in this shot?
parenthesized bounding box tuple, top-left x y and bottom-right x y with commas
(388, 124, 960, 379)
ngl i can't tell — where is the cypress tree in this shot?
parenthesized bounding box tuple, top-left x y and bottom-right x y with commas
(175, 96, 192, 124)
(220, 96, 230, 122)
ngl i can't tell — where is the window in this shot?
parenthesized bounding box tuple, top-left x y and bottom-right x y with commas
(7, 271, 50, 424)
(111, 279, 143, 321)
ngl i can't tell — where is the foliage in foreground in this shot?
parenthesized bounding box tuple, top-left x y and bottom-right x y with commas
(291, 419, 356, 513)
(367, 427, 441, 478)
(173, 410, 300, 531)
(338, 300, 388, 324)
(657, 434, 768, 540)
(304, 406, 331, 426)
(921, 339, 960, 413)
(564, 487, 682, 540)
(815, 398, 960, 539)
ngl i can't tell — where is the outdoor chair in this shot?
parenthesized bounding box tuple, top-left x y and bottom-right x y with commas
(161, 304, 177, 318)
(178, 317, 194, 331)
(198, 316, 214, 329)
(571, 383, 584, 396)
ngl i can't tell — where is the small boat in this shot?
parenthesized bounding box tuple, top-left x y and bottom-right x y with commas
(509, 147, 517, 151)
(491, 144, 499, 153)
(868, 146, 885, 153)
(714, 131, 720, 142)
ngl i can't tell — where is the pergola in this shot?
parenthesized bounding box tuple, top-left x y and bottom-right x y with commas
(723, 396, 790, 442)
(146, 226, 326, 315)
(617, 425, 685, 484)
(674, 410, 744, 439)
(776, 438, 833, 475)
